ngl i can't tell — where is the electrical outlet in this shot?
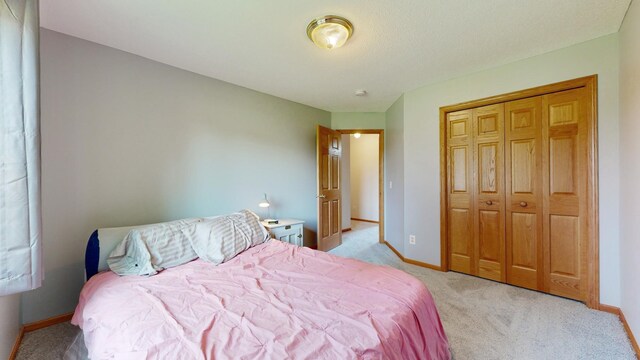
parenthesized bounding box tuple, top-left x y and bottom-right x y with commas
(389, 181, 393, 189)
(409, 235, 416, 245)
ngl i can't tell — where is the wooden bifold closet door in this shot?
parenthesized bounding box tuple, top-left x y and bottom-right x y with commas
(446, 109, 475, 275)
(446, 104, 506, 282)
(542, 88, 589, 300)
(444, 82, 593, 303)
(505, 97, 544, 291)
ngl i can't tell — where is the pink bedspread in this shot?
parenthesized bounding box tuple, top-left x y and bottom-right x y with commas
(72, 240, 450, 359)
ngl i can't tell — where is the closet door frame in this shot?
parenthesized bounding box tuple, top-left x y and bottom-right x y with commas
(439, 75, 599, 308)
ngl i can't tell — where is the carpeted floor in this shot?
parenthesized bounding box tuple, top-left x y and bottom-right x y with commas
(15, 322, 79, 360)
(16, 220, 635, 359)
(331, 221, 636, 359)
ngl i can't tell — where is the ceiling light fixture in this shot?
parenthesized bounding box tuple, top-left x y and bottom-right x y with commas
(307, 15, 354, 50)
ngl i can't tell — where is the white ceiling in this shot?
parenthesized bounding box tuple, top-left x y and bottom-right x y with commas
(40, 1, 631, 112)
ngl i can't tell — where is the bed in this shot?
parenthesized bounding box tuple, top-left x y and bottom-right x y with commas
(68, 220, 451, 359)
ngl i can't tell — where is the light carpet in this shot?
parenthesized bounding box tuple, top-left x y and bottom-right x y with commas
(330, 221, 635, 359)
(16, 220, 635, 359)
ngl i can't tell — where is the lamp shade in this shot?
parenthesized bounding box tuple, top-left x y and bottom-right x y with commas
(258, 193, 270, 208)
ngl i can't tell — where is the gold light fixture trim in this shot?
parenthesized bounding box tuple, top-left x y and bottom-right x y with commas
(307, 15, 354, 50)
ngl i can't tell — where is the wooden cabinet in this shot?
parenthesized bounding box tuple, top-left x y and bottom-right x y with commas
(443, 79, 595, 303)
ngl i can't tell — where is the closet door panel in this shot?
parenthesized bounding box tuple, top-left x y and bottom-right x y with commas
(478, 209, 503, 280)
(447, 110, 475, 275)
(452, 146, 469, 192)
(509, 212, 538, 289)
(450, 208, 473, 273)
(543, 88, 588, 301)
(505, 97, 544, 291)
(479, 143, 498, 193)
(511, 140, 535, 194)
(550, 136, 577, 194)
(473, 104, 505, 282)
(549, 215, 580, 275)
(509, 106, 537, 132)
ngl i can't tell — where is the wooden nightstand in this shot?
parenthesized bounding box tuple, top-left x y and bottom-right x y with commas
(261, 219, 304, 246)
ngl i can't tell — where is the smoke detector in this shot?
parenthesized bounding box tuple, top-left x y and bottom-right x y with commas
(354, 89, 367, 97)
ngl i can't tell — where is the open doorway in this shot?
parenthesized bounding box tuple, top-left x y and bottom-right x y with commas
(338, 129, 384, 247)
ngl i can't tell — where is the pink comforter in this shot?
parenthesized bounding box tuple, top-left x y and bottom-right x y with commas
(72, 240, 450, 359)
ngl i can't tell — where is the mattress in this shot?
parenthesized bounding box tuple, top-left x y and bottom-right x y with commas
(72, 240, 450, 359)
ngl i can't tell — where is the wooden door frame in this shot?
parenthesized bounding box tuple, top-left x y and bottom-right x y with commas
(439, 75, 600, 308)
(338, 129, 385, 243)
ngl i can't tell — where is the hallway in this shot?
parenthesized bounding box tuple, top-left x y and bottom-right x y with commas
(329, 220, 396, 266)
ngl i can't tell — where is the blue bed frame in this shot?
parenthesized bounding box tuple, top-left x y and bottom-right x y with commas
(85, 230, 100, 280)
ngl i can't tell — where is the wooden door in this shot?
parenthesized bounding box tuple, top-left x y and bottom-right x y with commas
(441, 76, 598, 306)
(473, 104, 506, 282)
(505, 97, 544, 291)
(316, 126, 342, 251)
(446, 110, 475, 275)
(542, 88, 589, 301)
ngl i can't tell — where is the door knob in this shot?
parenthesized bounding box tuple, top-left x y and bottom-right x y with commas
(486, 200, 493, 205)
(317, 195, 326, 198)
(519, 201, 528, 207)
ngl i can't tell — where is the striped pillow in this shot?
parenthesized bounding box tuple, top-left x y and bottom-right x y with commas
(188, 210, 269, 265)
(107, 218, 202, 276)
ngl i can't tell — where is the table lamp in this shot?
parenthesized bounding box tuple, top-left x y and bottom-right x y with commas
(258, 193, 278, 224)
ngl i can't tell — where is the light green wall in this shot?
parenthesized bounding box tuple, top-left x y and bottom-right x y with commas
(331, 112, 385, 130)
(350, 134, 380, 221)
(395, 34, 621, 306)
(28, 29, 331, 323)
(0, 294, 20, 359)
(619, 0, 640, 342)
(384, 96, 404, 253)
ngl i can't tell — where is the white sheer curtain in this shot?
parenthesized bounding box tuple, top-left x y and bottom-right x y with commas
(0, 0, 42, 296)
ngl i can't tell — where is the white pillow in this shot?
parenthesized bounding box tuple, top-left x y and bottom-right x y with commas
(188, 210, 269, 265)
(107, 218, 202, 276)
